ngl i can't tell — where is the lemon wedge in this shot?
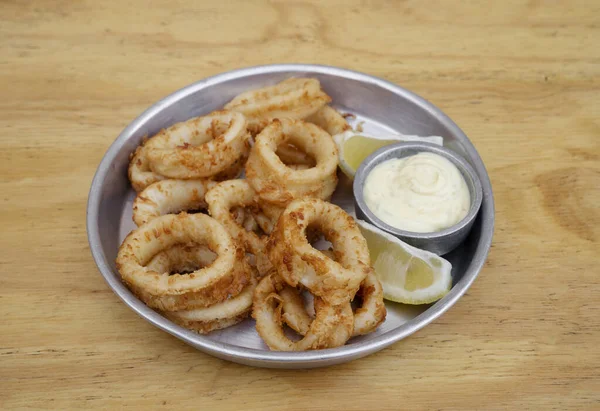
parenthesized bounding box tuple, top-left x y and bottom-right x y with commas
(333, 130, 443, 179)
(356, 219, 453, 304)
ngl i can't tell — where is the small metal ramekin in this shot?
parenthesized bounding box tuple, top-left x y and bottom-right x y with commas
(353, 142, 483, 255)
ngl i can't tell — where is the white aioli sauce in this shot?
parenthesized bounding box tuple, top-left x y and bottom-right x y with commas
(363, 152, 470, 233)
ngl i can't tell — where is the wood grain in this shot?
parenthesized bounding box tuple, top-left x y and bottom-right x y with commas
(1, 0, 599, 409)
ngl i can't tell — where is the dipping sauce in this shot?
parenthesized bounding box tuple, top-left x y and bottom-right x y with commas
(363, 152, 470, 233)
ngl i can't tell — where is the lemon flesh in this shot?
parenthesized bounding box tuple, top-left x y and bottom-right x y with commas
(343, 136, 398, 172)
(356, 219, 452, 304)
(333, 131, 443, 179)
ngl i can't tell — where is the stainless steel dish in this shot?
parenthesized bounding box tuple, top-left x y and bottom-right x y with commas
(86, 64, 495, 369)
(353, 142, 484, 255)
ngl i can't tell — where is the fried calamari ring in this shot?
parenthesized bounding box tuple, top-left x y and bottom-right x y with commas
(316, 249, 385, 335)
(278, 249, 385, 337)
(164, 277, 257, 334)
(251, 198, 320, 242)
(278, 287, 354, 348)
(306, 105, 351, 136)
(224, 78, 331, 134)
(144, 110, 250, 179)
(210, 145, 250, 181)
(267, 198, 370, 305)
(278, 286, 312, 335)
(245, 119, 339, 206)
(252, 274, 353, 351)
(206, 179, 272, 277)
(254, 202, 318, 242)
(352, 270, 387, 336)
(280, 271, 386, 338)
(277, 290, 354, 347)
(128, 142, 165, 192)
(116, 213, 251, 311)
(132, 179, 215, 226)
(138, 243, 251, 313)
(128, 136, 247, 193)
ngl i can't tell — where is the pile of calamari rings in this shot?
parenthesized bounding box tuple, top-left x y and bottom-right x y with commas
(116, 77, 386, 351)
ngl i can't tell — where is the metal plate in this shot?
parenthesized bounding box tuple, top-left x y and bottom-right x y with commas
(87, 64, 495, 369)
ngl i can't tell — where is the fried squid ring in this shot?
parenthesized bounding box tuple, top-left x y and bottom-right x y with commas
(164, 277, 257, 334)
(128, 136, 247, 193)
(352, 270, 387, 336)
(255, 202, 319, 242)
(224, 78, 331, 134)
(139, 243, 252, 313)
(206, 179, 272, 277)
(278, 249, 385, 337)
(277, 287, 353, 347)
(132, 179, 215, 226)
(252, 274, 353, 351)
(245, 119, 339, 206)
(280, 271, 386, 338)
(267, 198, 370, 305)
(144, 110, 250, 179)
(116, 213, 251, 311)
(128, 142, 165, 193)
(214, 143, 251, 181)
(278, 286, 312, 335)
(305, 105, 351, 136)
(316, 249, 385, 335)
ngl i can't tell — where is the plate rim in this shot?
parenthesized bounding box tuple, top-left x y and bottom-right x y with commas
(86, 63, 495, 367)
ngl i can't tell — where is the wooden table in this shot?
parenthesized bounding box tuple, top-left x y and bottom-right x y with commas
(2, 1, 598, 409)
